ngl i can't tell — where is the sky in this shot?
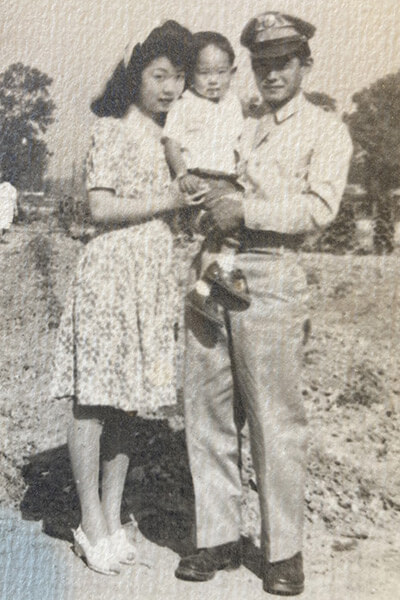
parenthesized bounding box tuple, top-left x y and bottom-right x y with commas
(0, 0, 399, 179)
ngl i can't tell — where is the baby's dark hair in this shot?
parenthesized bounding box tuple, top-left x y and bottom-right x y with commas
(192, 31, 235, 67)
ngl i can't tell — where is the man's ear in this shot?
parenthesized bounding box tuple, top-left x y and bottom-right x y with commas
(300, 57, 313, 79)
(303, 57, 313, 70)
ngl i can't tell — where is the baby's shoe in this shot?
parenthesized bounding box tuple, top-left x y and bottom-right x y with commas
(204, 263, 251, 310)
(186, 288, 224, 327)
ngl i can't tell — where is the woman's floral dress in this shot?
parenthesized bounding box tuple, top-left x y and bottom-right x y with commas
(51, 106, 193, 414)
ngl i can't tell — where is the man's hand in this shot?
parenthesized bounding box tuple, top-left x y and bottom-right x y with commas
(203, 192, 244, 234)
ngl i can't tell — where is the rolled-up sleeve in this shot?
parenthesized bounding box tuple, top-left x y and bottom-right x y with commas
(243, 115, 353, 234)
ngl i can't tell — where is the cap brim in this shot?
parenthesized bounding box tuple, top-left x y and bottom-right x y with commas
(250, 37, 306, 59)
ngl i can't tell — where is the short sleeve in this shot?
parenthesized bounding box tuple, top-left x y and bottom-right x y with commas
(86, 118, 118, 191)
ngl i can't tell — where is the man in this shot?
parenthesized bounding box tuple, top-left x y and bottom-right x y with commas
(175, 11, 353, 596)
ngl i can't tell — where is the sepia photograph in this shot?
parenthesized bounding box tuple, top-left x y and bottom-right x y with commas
(1, 1, 399, 598)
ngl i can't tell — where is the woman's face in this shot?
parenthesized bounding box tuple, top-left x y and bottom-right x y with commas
(138, 56, 185, 115)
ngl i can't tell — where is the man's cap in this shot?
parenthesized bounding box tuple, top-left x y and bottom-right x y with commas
(241, 11, 316, 58)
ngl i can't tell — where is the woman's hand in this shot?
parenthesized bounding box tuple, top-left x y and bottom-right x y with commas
(178, 174, 202, 195)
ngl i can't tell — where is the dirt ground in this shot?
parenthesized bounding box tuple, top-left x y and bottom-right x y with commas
(1, 221, 400, 599)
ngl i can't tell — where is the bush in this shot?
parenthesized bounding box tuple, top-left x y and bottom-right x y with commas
(373, 191, 395, 254)
(25, 234, 62, 329)
(302, 198, 357, 254)
(337, 359, 385, 407)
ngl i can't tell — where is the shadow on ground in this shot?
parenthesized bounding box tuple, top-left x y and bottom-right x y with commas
(20, 416, 196, 557)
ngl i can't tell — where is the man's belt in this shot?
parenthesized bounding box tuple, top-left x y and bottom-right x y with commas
(240, 229, 305, 252)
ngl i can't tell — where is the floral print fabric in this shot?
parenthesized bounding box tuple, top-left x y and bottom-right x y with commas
(51, 106, 192, 414)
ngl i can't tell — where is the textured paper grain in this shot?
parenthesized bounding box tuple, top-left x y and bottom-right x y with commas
(1, 1, 400, 599)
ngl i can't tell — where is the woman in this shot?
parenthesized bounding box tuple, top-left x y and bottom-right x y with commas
(51, 21, 194, 575)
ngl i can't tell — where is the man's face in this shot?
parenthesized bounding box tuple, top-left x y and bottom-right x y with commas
(252, 54, 310, 106)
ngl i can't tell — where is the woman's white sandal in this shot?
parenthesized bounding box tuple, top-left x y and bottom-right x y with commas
(109, 528, 136, 565)
(72, 525, 120, 575)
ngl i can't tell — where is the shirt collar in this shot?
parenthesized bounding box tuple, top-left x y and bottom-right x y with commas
(251, 91, 306, 150)
(125, 103, 162, 138)
(272, 91, 305, 124)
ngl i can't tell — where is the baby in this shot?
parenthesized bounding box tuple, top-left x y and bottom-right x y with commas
(163, 31, 249, 327)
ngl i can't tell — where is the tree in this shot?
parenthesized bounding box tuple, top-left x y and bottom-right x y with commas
(346, 71, 400, 253)
(0, 63, 56, 190)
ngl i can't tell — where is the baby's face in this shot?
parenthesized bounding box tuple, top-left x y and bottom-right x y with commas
(193, 44, 234, 101)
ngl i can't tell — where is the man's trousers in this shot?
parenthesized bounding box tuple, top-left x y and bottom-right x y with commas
(184, 250, 309, 562)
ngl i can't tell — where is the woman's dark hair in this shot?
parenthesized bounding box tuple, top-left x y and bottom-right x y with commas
(191, 31, 235, 70)
(91, 20, 193, 118)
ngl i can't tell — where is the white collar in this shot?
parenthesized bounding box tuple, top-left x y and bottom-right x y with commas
(252, 92, 306, 149)
(124, 103, 162, 137)
(272, 91, 306, 123)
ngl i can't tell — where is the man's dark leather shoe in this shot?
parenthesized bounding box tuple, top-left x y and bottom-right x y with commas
(175, 541, 242, 582)
(263, 552, 304, 596)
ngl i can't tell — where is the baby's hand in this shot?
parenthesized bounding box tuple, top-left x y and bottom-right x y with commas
(178, 174, 202, 195)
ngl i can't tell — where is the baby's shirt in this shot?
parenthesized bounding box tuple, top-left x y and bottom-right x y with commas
(163, 89, 243, 175)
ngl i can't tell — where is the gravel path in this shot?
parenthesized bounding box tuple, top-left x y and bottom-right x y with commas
(1, 223, 400, 598)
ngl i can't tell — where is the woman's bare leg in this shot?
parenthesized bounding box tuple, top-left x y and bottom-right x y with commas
(68, 404, 109, 544)
(101, 410, 131, 533)
(101, 454, 130, 533)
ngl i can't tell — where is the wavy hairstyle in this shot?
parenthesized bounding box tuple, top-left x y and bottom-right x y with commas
(91, 21, 193, 118)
